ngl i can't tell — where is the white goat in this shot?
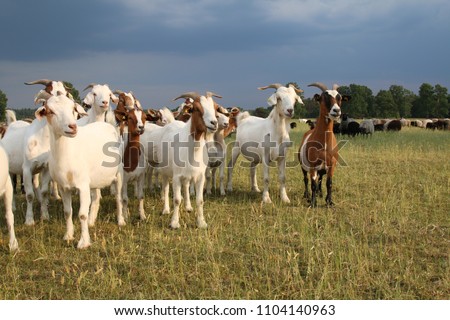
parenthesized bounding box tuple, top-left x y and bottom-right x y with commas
(2, 79, 70, 225)
(142, 107, 176, 192)
(205, 109, 230, 196)
(76, 84, 120, 226)
(227, 83, 303, 204)
(0, 141, 19, 251)
(37, 93, 123, 249)
(78, 83, 119, 126)
(151, 92, 219, 229)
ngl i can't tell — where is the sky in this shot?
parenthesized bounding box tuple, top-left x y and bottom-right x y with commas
(1, 0, 449, 110)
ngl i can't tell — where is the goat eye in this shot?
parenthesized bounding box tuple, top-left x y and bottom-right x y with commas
(93, 93, 97, 97)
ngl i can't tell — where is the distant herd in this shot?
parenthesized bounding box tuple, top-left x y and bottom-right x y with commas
(303, 115, 449, 137)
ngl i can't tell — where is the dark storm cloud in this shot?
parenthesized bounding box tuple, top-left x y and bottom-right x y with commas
(0, 0, 449, 109)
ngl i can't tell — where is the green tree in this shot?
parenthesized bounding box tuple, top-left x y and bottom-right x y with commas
(252, 107, 271, 118)
(389, 85, 415, 118)
(411, 83, 435, 118)
(374, 90, 397, 118)
(433, 84, 449, 117)
(63, 81, 81, 103)
(339, 84, 374, 117)
(0, 89, 7, 122)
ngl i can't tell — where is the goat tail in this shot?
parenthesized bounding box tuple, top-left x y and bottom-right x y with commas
(236, 111, 250, 126)
(6, 110, 17, 125)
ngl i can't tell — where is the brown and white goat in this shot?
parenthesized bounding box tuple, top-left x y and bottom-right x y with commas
(298, 83, 350, 207)
(152, 91, 219, 229)
(114, 96, 148, 222)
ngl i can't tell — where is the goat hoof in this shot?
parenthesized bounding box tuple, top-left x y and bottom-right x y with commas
(25, 219, 35, 226)
(170, 221, 180, 229)
(161, 208, 170, 215)
(9, 240, 19, 252)
(197, 221, 208, 229)
(77, 239, 91, 249)
(185, 206, 193, 213)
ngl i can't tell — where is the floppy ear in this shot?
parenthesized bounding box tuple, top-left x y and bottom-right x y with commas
(110, 92, 119, 104)
(267, 93, 278, 106)
(342, 95, 351, 102)
(313, 93, 321, 102)
(35, 106, 47, 120)
(75, 103, 88, 117)
(114, 110, 128, 122)
(83, 92, 94, 105)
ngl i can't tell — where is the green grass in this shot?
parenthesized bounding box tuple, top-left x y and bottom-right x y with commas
(0, 124, 449, 299)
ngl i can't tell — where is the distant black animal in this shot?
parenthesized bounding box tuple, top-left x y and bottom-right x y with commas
(347, 121, 360, 137)
(386, 120, 402, 131)
(290, 122, 297, 129)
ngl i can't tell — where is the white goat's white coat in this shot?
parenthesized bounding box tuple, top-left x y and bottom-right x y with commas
(227, 85, 303, 203)
(78, 84, 119, 127)
(205, 112, 229, 196)
(43, 94, 123, 249)
(76, 84, 120, 226)
(0, 142, 18, 251)
(2, 80, 70, 225)
(150, 94, 218, 229)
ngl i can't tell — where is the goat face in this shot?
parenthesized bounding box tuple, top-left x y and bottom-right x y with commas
(39, 95, 87, 137)
(316, 90, 349, 121)
(217, 112, 229, 130)
(267, 86, 303, 119)
(128, 108, 146, 135)
(198, 96, 218, 133)
(83, 84, 119, 110)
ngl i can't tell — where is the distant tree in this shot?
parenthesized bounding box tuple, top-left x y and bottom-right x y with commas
(433, 84, 449, 118)
(252, 106, 271, 118)
(303, 98, 319, 118)
(9, 108, 35, 120)
(0, 89, 7, 122)
(339, 84, 374, 118)
(389, 85, 415, 118)
(411, 83, 435, 118)
(374, 90, 397, 118)
(63, 81, 81, 103)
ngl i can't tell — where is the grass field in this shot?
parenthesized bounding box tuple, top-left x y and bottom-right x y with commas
(0, 123, 448, 300)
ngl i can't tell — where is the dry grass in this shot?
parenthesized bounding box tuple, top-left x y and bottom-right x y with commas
(0, 124, 448, 299)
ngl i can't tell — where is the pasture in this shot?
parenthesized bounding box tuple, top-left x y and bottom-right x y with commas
(0, 123, 448, 299)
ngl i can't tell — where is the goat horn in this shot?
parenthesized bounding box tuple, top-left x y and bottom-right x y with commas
(113, 90, 125, 95)
(24, 79, 53, 86)
(258, 83, 283, 91)
(33, 90, 52, 105)
(288, 84, 304, 94)
(308, 82, 328, 92)
(332, 84, 340, 91)
(173, 92, 200, 101)
(206, 91, 222, 99)
(82, 83, 97, 91)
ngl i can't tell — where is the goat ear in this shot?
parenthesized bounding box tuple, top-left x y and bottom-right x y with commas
(83, 92, 94, 105)
(313, 94, 321, 102)
(342, 95, 351, 102)
(110, 93, 119, 104)
(75, 103, 88, 117)
(115, 110, 128, 121)
(267, 93, 278, 106)
(35, 106, 47, 120)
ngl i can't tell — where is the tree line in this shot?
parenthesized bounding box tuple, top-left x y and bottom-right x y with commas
(1, 82, 449, 122)
(252, 83, 450, 119)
